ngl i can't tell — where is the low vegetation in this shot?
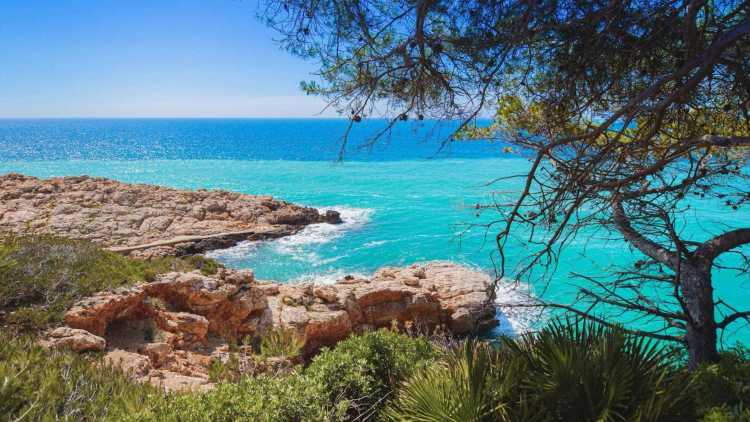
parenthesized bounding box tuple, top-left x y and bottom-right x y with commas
(0, 338, 154, 420)
(1, 236, 748, 421)
(259, 327, 305, 360)
(0, 235, 220, 334)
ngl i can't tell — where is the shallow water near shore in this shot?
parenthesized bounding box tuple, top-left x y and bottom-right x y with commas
(1, 118, 748, 344)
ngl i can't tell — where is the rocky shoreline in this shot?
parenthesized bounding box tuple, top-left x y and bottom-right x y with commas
(0, 173, 497, 392)
(45, 262, 497, 392)
(0, 174, 341, 257)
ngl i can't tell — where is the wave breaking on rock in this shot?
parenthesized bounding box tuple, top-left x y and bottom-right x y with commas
(0, 173, 341, 257)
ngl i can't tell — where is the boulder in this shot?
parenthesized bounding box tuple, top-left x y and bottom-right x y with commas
(139, 342, 173, 367)
(64, 287, 147, 336)
(105, 349, 152, 377)
(44, 327, 106, 352)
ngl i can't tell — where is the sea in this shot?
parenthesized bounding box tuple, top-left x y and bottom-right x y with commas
(1, 118, 747, 344)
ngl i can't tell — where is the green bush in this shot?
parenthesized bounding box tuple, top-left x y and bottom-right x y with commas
(0, 337, 154, 421)
(127, 373, 342, 422)
(385, 319, 696, 422)
(260, 327, 305, 359)
(0, 235, 221, 333)
(692, 346, 750, 421)
(124, 330, 437, 421)
(304, 328, 437, 420)
(700, 405, 750, 422)
(383, 339, 507, 422)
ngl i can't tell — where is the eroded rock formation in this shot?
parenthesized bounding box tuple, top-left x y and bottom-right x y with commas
(46, 262, 496, 392)
(0, 174, 341, 257)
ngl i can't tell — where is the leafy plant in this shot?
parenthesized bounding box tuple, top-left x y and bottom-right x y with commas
(0, 336, 154, 421)
(502, 318, 696, 421)
(383, 339, 507, 422)
(259, 328, 305, 359)
(383, 319, 696, 422)
(691, 346, 750, 419)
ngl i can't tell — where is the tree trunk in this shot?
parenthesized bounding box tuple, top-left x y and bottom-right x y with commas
(680, 264, 719, 370)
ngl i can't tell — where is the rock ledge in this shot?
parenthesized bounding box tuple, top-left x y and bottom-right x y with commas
(0, 173, 341, 257)
(46, 262, 496, 392)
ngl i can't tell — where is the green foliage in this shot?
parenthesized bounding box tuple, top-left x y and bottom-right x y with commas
(691, 346, 750, 420)
(123, 330, 437, 421)
(304, 328, 437, 419)
(0, 235, 221, 333)
(0, 337, 154, 421)
(700, 405, 750, 422)
(385, 319, 696, 422)
(260, 327, 305, 359)
(503, 318, 695, 421)
(2, 314, 748, 421)
(383, 339, 507, 422)
(127, 373, 343, 422)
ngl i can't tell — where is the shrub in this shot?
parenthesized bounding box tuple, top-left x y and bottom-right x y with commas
(304, 329, 437, 419)
(0, 337, 154, 421)
(260, 327, 305, 359)
(384, 319, 696, 422)
(126, 372, 349, 422)
(700, 405, 750, 422)
(0, 235, 221, 333)
(691, 346, 750, 420)
(382, 339, 507, 422)
(123, 330, 437, 421)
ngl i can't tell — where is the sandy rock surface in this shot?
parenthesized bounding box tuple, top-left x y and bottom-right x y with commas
(0, 173, 340, 256)
(46, 262, 497, 392)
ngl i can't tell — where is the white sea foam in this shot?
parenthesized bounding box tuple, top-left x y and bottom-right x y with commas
(206, 206, 373, 261)
(272, 206, 374, 253)
(494, 279, 542, 336)
(289, 269, 371, 285)
(205, 239, 261, 260)
(362, 239, 393, 248)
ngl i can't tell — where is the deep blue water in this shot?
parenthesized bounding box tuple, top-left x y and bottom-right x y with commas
(1, 118, 747, 343)
(0, 118, 504, 161)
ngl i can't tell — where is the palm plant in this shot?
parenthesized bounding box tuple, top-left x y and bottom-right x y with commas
(382, 339, 508, 422)
(501, 318, 695, 421)
(383, 318, 696, 422)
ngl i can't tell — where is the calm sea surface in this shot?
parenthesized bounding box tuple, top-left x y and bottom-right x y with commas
(1, 118, 747, 343)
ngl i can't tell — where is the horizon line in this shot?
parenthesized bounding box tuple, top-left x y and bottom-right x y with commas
(0, 115, 350, 120)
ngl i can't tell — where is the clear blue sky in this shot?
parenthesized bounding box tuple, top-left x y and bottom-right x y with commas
(0, 0, 335, 117)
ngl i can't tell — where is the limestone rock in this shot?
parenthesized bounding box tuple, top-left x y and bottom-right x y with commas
(105, 349, 152, 377)
(63, 287, 146, 336)
(44, 327, 106, 352)
(0, 173, 340, 256)
(149, 371, 213, 393)
(47, 261, 497, 393)
(139, 342, 173, 367)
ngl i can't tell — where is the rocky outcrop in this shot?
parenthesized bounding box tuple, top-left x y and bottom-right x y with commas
(0, 173, 341, 257)
(46, 262, 496, 392)
(41, 327, 106, 352)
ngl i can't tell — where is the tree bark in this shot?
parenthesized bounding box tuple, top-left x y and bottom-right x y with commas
(680, 264, 719, 370)
(612, 197, 720, 369)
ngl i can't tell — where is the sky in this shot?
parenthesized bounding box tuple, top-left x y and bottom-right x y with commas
(0, 0, 336, 118)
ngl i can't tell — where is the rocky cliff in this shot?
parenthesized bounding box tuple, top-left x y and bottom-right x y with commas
(44, 262, 497, 392)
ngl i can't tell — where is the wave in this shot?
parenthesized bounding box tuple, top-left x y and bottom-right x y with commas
(205, 239, 260, 260)
(494, 279, 542, 337)
(272, 206, 374, 253)
(362, 239, 393, 248)
(206, 206, 373, 261)
(288, 269, 372, 285)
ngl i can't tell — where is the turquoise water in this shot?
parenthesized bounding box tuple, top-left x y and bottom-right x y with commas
(0, 119, 747, 343)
